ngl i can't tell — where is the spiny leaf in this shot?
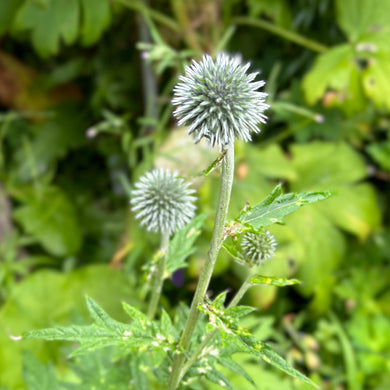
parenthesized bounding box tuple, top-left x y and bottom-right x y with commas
(249, 275, 301, 287)
(23, 298, 161, 357)
(22, 352, 60, 390)
(259, 343, 319, 388)
(218, 356, 256, 387)
(238, 185, 331, 229)
(121, 302, 151, 329)
(205, 369, 233, 390)
(225, 306, 256, 320)
(202, 149, 227, 176)
(130, 355, 149, 390)
(85, 296, 128, 332)
(201, 296, 319, 388)
(166, 212, 209, 274)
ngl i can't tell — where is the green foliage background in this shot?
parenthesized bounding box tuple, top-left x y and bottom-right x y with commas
(0, 0, 389, 389)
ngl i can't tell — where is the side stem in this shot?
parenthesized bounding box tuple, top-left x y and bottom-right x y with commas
(179, 268, 254, 382)
(166, 143, 235, 390)
(147, 231, 170, 319)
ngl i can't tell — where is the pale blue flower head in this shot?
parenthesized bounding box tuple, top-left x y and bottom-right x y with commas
(131, 169, 196, 236)
(172, 53, 269, 150)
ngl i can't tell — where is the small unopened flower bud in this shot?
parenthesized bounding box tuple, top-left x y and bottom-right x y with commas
(172, 53, 269, 150)
(240, 231, 277, 266)
(131, 169, 196, 236)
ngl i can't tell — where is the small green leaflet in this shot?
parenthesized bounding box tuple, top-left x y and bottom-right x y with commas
(237, 184, 331, 229)
(23, 297, 168, 358)
(165, 212, 209, 274)
(22, 352, 61, 390)
(202, 149, 227, 176)
(250, 275, 301, 287)
(199, 293, 319, 389)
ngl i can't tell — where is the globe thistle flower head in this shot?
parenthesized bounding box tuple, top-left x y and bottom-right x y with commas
(131, 169, 196, 236)
(172, 53, 269, 150)
(240, 231, 277, 267)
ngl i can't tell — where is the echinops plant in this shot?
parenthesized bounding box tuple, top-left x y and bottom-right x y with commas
(22, 53, 331, 390)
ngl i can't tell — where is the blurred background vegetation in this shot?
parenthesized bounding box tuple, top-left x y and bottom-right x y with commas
(0, 0, 389, 389)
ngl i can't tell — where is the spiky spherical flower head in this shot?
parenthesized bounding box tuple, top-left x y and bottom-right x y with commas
(172, 53, 269, 150)
(131, 169, 196, 236)
(241, 231, 277, 267)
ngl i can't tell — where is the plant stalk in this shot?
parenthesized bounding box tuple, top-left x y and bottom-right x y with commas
(178, 268, 253, 382)
(166, 142, 235, 390)
(147, 231, 170, 319)
(228, 271, 253, 308)
(232, 16, 328, 53)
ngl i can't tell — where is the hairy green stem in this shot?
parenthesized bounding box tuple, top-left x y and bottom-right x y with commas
(232, 16, 328, 53)
(115, 0, 180, 33)
(166, 143, 235, 390)
(179, 268, 254, 382)
(147, 232, 170, 319)
(136, 0, 159, 136)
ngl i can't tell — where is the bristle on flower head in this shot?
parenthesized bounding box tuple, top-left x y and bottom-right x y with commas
(241, 231, 277, 266)
(172, 53, 269, 150)
(131, 169, 197, 236)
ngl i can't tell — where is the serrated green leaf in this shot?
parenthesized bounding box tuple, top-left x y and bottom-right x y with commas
(22, 352, 60, 390)
(303, 44, 354, 106)
(245, 143, 297, 181)
(14, 0, 79, 57)
(121, 302, 151, 329)
(205, 369, 233, 390)
(202, 149, 227, 176)
(367, 138, 390, 172)
(218, 356, 255, 387)
(160, 310, 175, 337)
(362, 51, 390, 111)
(290, 141, 367, 190)
(336, 0, 390, 42)
(23, 323, 115, 342)
(237, 186, 330, 229)
(22, 296, 158, 357)
(13, 186, 82, 257)
(259, 343, 319, 388)
(59, 0, 79, 44)
(201, 295, 318, 388)
(0, 0, 23, 35)
(225, 306, 256, 320)
(317, 183, 381, 240)
(0, 265, 133, 389)
(11, 0, 110, 56)
(212, 292, 228, 309)
(166, 213, 209, 274)
(85, 296, 129, 333)
(130, 355, 149, 390)
(249, 275, 301, 287)
(80, 0, 111, 45)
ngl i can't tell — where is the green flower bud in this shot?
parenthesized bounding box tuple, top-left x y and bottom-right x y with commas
(240, 231, 277, 266)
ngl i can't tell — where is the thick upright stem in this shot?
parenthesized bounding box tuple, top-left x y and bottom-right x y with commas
(179, 269, 253, 382)
(147, 231, 170, 319)
(166, 143, 235, 390)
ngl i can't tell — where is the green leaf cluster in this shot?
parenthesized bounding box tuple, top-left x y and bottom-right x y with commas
(303, 0, 390, 114)
(198, 293, 318, 389)
(0, 0, 112, 57)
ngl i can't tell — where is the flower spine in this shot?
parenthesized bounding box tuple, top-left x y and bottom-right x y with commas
(241, 231, 277, 266)
(172, 53, 269, 150)
(131, 169, 196, 236)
